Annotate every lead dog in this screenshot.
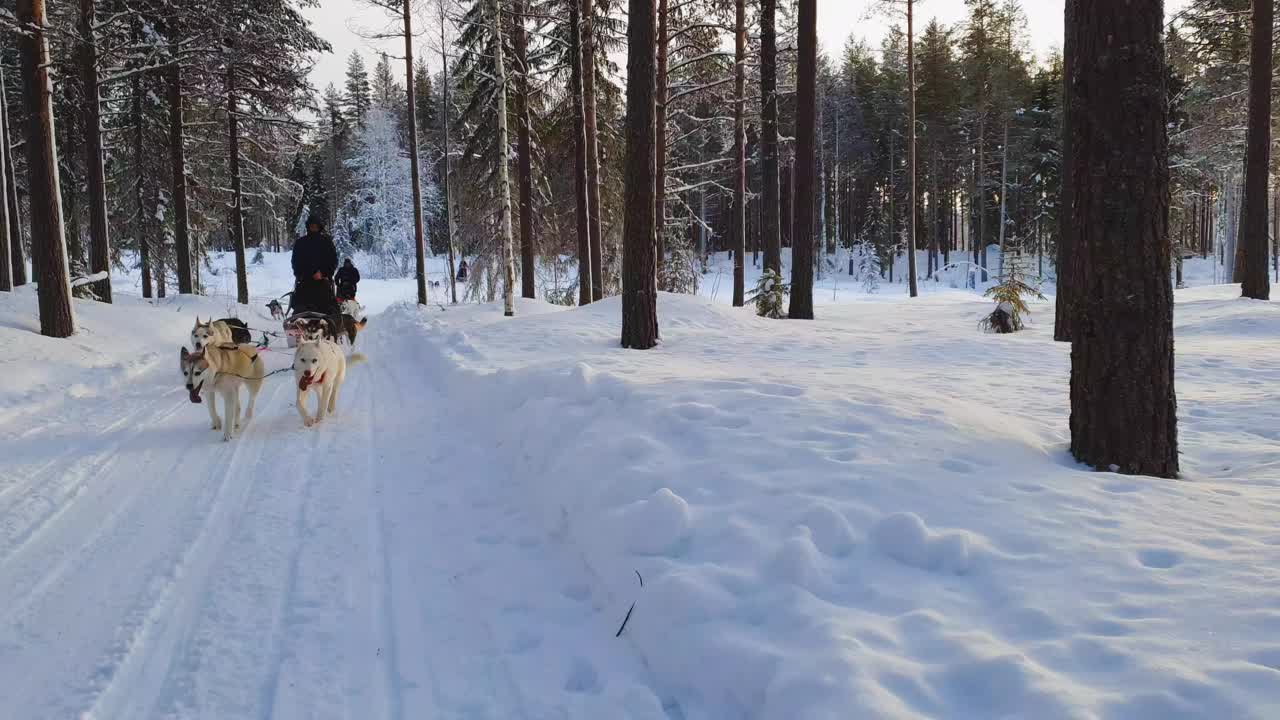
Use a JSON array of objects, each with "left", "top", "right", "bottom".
[
  {"left": 180, "top": 344, "right": 266, "bottom": 441},
  {"left": 191, "top": 316, "right": 252, "bottom": 351},
  {"left": 293, "top": 339, "right": 365, "bottom": 427}
]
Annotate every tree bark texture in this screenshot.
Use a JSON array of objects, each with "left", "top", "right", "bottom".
[
  {"left": 492, "top": 0, "right": 517, "bottom": 316},
  {"left": 731, "top": 0, "right": 746, "bottom": 307},
  {"left": 168, "top": 47, "right": 193, "bottom": 294},
  {"left": 2, "top": 67, "right": 26, "bottom": 287},
  {"left": 79, "top": 0, "right": 112, "bottom": 301},
  {"left": 1238, "top": 0, "right": 1272, "bottom": 300},
  {"left": 1055, "top": 0, "right": 1077, "bottom": 342},
  {"left": 788, "top": 0, "right": 816, "bottom": 319},
  {"left": 227, "top": 62, "right": 249, "bottom": 305},
  {"left": 582, "top": 0, "right": 605, "bottom": 300},
  {"left": 760, "top": 0, "right": 781, "bottom": 275},
  {"left": 404, "top": 0, "right": 429, "bottom": 306},
  {"left": 620, "top": 0, "right": 658, "bottom": 348},
  {"left": 514, "top": 0, "right": 536, "bottom": 299},
  {"left": 1066, "top": 0, "right": 1178, "bottom": 478},
  {"left": 570, "top": 0, "right": 593, "bottom": 306},
  {"left": 18, "top": 0, "right": 76, "bottom": 337}
]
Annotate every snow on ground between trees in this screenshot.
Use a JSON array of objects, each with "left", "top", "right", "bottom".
[
  {"left": 389, "top": 286, "right": 1280, "bottom": 719},
  {"left": 0, "top": 274, "right": 1277, "bottom": 719}
]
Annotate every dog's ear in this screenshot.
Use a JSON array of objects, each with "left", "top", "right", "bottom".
[{"left": 181, "top": 346, "right": 190, "bottom": 362}]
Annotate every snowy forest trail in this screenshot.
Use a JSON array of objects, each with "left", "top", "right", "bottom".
[{"left": 0, "top": 305, "right": 662, "bottom": 720}]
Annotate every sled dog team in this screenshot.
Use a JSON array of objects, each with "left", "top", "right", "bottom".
[{"left": 181, "top": 316, "right": 365, "bottom": 441}]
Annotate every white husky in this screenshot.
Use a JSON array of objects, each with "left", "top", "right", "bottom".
[
  {"left": 293, "top": 339, "right": 365, "bottom": 427},
  {"left": 181, "top": 344, "right": 267, "bottom": 441}
]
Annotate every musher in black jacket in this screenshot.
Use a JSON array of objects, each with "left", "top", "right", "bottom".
[
  {"left": 335, "top": 258, "right": 360, "bottom": 301},
  {"left": 291, "top": 215, "right": 339, "bottom": 315}
]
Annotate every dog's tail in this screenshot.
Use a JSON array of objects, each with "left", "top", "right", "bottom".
[{"left": 347, "top": 352, "right": 368, "bottom": 366}]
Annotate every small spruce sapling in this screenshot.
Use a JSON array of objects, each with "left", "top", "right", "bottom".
[
  {"left": 748, "top": 268, "right": 789, "bottom": 318},
  {"left": 979, "top": 254, "right": 1045, "bottom": 334}
]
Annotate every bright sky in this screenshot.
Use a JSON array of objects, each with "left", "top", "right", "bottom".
[{"left": 304, "top": 0, "right": 1191, "bottom": 93}]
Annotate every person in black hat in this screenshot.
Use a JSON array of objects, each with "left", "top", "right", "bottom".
[
  {"left": 335, "top": 258, "right": 360, "bottom": 301},
  {"left": 291, "top": 215, "right": 339, "bottom": 315}
]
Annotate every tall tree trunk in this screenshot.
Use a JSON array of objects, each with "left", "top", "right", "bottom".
[
  {"left": 788, "top": 0, "right": 816, "bottom": 319},
  {"left": 169, "top": 48, "right": 193, "bottom": 294},
  {"left": 620, "top": 0, "right": 658, "bottom": 348},
  {"left": 2, "top": 68, "right": 26, "bottom": 287},
  {"left": 655, "top": 0, "right": 669, "bottom": 273},
  {"left": 227, "top": 63, "right": 249, "bottom": 305},
  {"left": 404, "top": 0, "right": 429, "bottom": 306},
  {"left": 492, "top": 0, "right": 516, "bottom": 316},
  {"left": 514, "top": 0, "right": 536, "bottom": 299},
  {"left": 760, "top": 0, "right": 781, "bottom": 274},
  {"left": 582, "top": 0, "right": 604, "bottom": 300},
  {"left": 1239, "top": 0, "right": 1272, "bottom": 300},
  {"left": 18, "top": 0, "right": 75, "bottom": 336},
  {"left": 1055, "top": 0, "right": 1077, "bottom": 342},
  {"left": 731, "top": 0, "right": 746, "bottom": 307},
  {"left": 441, "top": 8, "right": 458, "bottom": 304},
  {"left": 906, "top": 0, "right": 919, "bottom": 297},
  {"left": 997, "top": 117, "right": 1009, "bottom": 275},
  {"left": 570, "top": 0, "right": 593, "bottom": 306},
  {"left": 0, "top": 66, "right": 10, "bottom": 291},
  {"left": 1066, "top": 0, "right": 1177, "bottom": 478},
  {"left": 79, "top": 0, "right": 111, "bottom": 302},
  {"left": 132, "top": 68, "right": 152, "bottom": 299}
]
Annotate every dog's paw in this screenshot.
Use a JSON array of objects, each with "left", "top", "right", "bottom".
[
  {"left": 211, "top": 421, "right": 222, "bottom": 431},
  {"left": 304, "top": 417, "right": 316, "bottom": 428}
]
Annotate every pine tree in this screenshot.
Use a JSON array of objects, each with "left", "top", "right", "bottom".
[
  {"left": 345, "top": 51, "right": 373, "bottom": 127},
  {"left": 1066, "top": 0, "right": 1178, "bottom": 478}
]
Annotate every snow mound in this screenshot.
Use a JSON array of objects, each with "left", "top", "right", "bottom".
[
  {"left": 870, "top": 512, "right": 980, "bottom": 575},
  {"left": 608, "top": 488, "right": 690, "bottom": 556}
]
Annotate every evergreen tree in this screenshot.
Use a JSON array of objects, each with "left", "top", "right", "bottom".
[{"left": 345, "top": 51, "right": 373, "bottom": 127}]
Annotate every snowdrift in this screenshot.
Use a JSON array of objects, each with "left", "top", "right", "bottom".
[{"left": 382, "top": 286, "right": 1280, "bottom": 719}]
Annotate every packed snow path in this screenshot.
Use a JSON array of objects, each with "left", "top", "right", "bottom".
[{"left": 0, "top": 310, "right": 662, "bottom": 720}]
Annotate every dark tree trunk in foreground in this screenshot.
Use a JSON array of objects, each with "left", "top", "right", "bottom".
[
  {"left": 227, "top": 63, "right": 249, "bottom": 305},
  {"left": 403, "top": 0, "right": 428, "bottom": 306},
  {"left": 582, "top": 0, "right": 605, "bottom": 300},
  {"left": 1055, "top": 0, "right": 1077, "bottom": 342},
  {"left": 18, "top": 0, "right": 76, "bottom": 337},
  {"left": 787, "top": 0, "right": 816, "bottom": 319},
  {"left": 760, "top": 0, "right": 781, "bottom": 274},
  {"left": 79, "top": 0, "right": 112, "bottom": 302},
  {"left": 2, "top": 68, "right": 25, "bottom": 287},
  {"left": 731, "top": 0, "right": 746, "bottom": 306},
  {"left": 621, "top": 0, "right": 658, "bottom": 348},
  {"left": 1239, "top": 0, "right": 1272, "bottom": 300},
  {"left": 514, "top": 0, "right": 536, "bottom": 299},
  {"left": 1066, "top": 0, "right": 1178, "bottom": 478},
  {"left": 169, "top": 50, "right": 193, "bottom": 294},
  {"left": 570, "top": 0, "right": 593, "bottom": 306}
]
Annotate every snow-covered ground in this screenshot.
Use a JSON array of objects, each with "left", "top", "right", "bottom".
[{"left": 1, "top": 252, "right": 1276, "bottom": 719}]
